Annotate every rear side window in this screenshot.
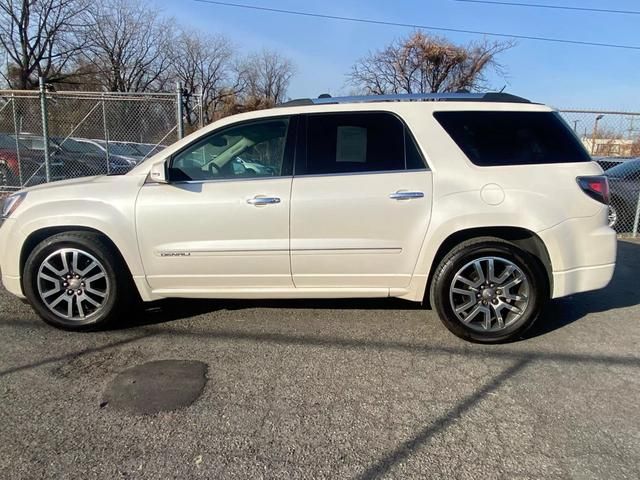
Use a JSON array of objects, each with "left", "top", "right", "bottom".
[
  {"left": 299, "top": 112, "right": 425, "bottom": 175},
  {"left": 434, "top": 111, "right": 591, "bottom": 166}
]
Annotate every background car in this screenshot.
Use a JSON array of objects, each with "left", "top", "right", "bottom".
[
  {"left": 0, "top": 133, "right": 28, "bottom": 187},
  {"left": 51, "top": 137, "right": 136, "bottom": 175},
  {"left": 131, "top": 142, "right": 167, "bottom": 160},
  {"left": 74, "top": 138, "right": 145, "bottom": 164},
  {"left": 604, "top": 159, "right": 640, "bottom": 232},
  {"left": 17, "top": 134, "right": 135, "bottom": 178},
  {"left": 0, "top": 133, "right": 63, "bottom": 187}
]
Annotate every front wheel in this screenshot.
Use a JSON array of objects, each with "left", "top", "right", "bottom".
[
  {"left": 430, "top": 238, "right": 548, "bottom": 343},
  {"left": 23, "top": 232, "right": 135, "bottom": 331}
]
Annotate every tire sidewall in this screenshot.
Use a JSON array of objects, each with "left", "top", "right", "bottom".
[
  {"left": 23, "top": 235, "right": 121, "bottom": 330},
  {"left": 432, "top": 242, "right": 547, "bottom": 343}
]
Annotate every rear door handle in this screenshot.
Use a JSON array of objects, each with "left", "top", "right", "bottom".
[
  {"left": 247, "top": 196, "right": 281, "bottom": 206},
  {"left": 389, "top": 191, "right": 425, "bottom": 200}
]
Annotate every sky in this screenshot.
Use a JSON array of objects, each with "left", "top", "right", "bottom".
[{"left": 155, "top": 0, "right": 640, "bottom": 111}]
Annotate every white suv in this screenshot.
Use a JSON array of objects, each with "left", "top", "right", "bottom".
[{"left": 0, "top": 93, "right": 616, "bottom": 343}]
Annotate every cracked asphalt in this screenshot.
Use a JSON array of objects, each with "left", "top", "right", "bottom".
[{"left": 1, "top": 241, "right": 639, "bottom": 480}]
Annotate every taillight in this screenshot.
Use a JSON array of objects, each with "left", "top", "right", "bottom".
[
  {"left": 577, "top": 176, "right": 610, "bottom": 205},
  {"left": 0, "top": 150, "right": 19, "bottom": 172}
]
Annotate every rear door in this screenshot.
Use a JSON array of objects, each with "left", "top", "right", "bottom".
[{"left": 289, "top": 111, "right": 432, "bottom": 289}]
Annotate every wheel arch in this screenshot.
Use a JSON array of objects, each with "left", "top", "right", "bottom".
[
  {"left": 20, "top": 226, "right": 136, "bottom": 294},
  {"left": 424, "top": 226, "right": 553, "bottom": 304}
]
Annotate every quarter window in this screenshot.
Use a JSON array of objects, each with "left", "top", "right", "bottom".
[
  {"left": 434, "top": 111, "right": 591, "bottom": 166},
  {"left": 299, "top": 112, "right": 424, "bottom": 175},
  {"left": 169, "top": 118, "right": 290, "bottom": 181}
]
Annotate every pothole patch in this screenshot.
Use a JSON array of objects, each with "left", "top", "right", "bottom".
[{"left": 102, "top": 360, "right": 208, "bottom": 415}]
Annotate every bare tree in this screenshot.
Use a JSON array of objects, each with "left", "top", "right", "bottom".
[
  {"left": 82, "top": 0, "right": 174, "bottom": 92},
  {"left": 171, "top": 29, "right": 239, "bottom": 124},
  {"left": 0, "top": 0, "right": 90, "bottom": 89},
  {"left": 348, "top": 32, "right": 514, "bottom": 94},
  {"left": 238, "top": 49, "right": 295, "bottom": 108}
]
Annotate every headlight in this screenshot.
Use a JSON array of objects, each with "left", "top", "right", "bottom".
[{"left": 1, "top": 192, "right": 27, "bottom": 219}]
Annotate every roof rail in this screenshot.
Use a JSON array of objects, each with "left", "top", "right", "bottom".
[{"left": 278, "top": 92, "right": 531, "bottom": 107}]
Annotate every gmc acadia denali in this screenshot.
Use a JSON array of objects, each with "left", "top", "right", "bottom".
[{"left": 0, "top": 92, "right": 616, "bottom": 343}]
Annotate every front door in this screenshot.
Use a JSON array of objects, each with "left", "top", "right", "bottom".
[
  {"left": 136, "top": 116, "right": 296, "bottom": 293},
  {"left": 290, "top": 112, "right": 432, "bottom": 289}
]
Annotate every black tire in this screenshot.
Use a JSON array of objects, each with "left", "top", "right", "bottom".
[
  {"left": 23, "top": 231, "right": 136, "bottom": 331},
  {"left": 0, "top": 163, "right": 15, "bottom": 187},
  {"left": 429, "top": 237, "right": 548, "bottom": 344},
  {"left": 609, "top": 196, "right": 630, "bottom": 233}
]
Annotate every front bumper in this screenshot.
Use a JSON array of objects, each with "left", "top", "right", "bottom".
[{"left": 0, "top": 218, "right": 26, "bottom": 299}]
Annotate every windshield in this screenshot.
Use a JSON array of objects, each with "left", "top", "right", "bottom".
[{"left": 606, "top": 160, "right": 640, "bottom": 178}]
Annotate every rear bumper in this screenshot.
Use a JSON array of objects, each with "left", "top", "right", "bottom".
[
  {"left": 537, "top": 209, "right": 617, "bottom": 298},
  {"left": 552, "top": 263, "right": 616, "bottom": 298}
]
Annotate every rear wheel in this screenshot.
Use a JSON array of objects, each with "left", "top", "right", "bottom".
[
  {"left": 430, "top": 237, "right": 548, "bottom": 343},
  {"left": 23, "top": 231, "right": 135, "bottom": 331}
]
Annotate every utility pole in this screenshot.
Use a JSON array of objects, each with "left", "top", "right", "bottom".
[{"left": 591, "top": 114, "right": 604, "bottom": 155}]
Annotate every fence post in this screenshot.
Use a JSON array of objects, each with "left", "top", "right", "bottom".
[
  {"left": 176, "top": 82, "right": 184, "bottom": 140},
  {"left": 102, "top": 93, "right": 111, "bottom": 175},
  {"left": 198, "top": 86, "right": 205, "bottom": 129},
  {"left": 39, "top": 77, "right": 51, "bottom": 183},
  {"left": 10, "top": 94, "right": 23, "bottom": 186}
]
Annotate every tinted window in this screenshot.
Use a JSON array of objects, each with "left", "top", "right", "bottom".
[
  {"left": 301, "top": 112, "right": 423, "bottom": 175},
  {"left": 405, "top": 133, "right": 425, "bottom": 170},
  {"left": 169, "top": 118, "right": 290, "bottom": 181},
  {"left": 434, "top": 111, "right": 591, "bottom": 166}
]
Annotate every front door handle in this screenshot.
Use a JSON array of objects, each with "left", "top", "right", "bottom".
[
  {"left": 389, "top": 191, "right": 424, "bottom": 200},
  {"left": 247, "top": 196, "right": 281, "bottom": 206}
]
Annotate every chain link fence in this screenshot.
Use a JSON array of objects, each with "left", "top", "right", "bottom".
[
  {"left": 0, "top": 80, "right": 201, "bottom": 195},
  {"left": 559, "top": 109, "right": 640, "bottom": 236},
  {"left": 2, "top": 91, "right": 639, "bottom": 237}
]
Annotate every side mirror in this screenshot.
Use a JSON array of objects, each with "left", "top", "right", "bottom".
[{"left": 149, "top": 158, "right": 168, "bottom": 183}]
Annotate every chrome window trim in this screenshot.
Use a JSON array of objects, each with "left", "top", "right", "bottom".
[
  {"left": 151, "top": 175, "right": 294, "bottom": 186},
  {"left": 145, "top": 167, "right": 431, "bottom": 186},
  {"left": 292, "top": 168, "right": 429, "bottom": 180}
]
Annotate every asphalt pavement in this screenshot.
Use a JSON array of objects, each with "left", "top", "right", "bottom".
[{"left": 1, "top": 241, "right": 639, "bottom": 479}]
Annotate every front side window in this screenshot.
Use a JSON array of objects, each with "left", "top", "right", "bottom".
[
  {"left": 169, "top": 118, "right": 290, "bottom": 181},
  {"left": 299, "top": 112, "right": 423, "bottom": 175}
]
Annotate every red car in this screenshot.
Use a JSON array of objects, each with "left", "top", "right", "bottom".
[{"left": 0, "top": 134, "right": 48, "bottom": 188}]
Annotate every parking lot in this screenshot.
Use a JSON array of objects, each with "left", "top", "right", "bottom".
[{"left": 0, "top": 241, "right": 638, "bottom": 479}]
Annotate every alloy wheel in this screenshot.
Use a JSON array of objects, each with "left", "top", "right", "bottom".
[
  {"left": 36, "top": 248, "right": 109, "bottom": 323},
  {"left": 449, "top": 256, "right": 530, "bottom": 332}
]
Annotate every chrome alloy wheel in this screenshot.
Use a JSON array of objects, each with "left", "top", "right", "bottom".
[
  {"left": 449, "top": 256, "right": 530, "bottom": 332},
  {"left": 36, "top": 248, "right": 109, "bottom": 323}
]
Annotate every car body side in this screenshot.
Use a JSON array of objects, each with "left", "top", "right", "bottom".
[{"left": 0, "top": 101, "right": 616, "bottom": 303}]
